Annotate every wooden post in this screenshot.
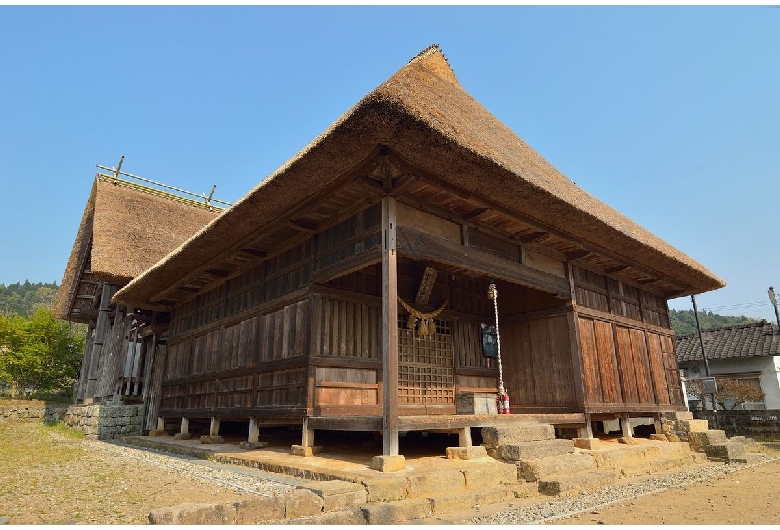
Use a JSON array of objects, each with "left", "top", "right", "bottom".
[
  {"left": 157, "top": 417, "right": 165, "bottom": 431},
  {"left": 210, "top": 417, "right": 221, "bottom": 437},
  {"left": 459, "top": 427, "right": 473, "bottom": 448},
  {"left": 180, "top": 417, "right": 189, "bottom": 435},
  {"left": 654, "top": 413, "right": 663, "bottom": 435},
  {"left": 621, "top": 414, "right": 633, "bottom": 438},
  {"left": 578, "top": 413, "right": 594, "bottom": 439},
  {"left": 381, "top": 195, "right": 399, "bottom": 456},
  {"left": 249, "top": 418, "right": 260, "bottom": 444},
  {"left": 302, "top": 417, "right": 314, "bottom": 447},
  {"left": 85, "top": 283, "right": 117, "bottom": 402}
]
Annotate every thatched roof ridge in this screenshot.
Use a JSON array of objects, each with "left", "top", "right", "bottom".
[
  {"left": 55, "top": 175, "right": 220, "bottom": 319},
  {"left": 115, "top": 45, "right": 724, "bottom": 308}
]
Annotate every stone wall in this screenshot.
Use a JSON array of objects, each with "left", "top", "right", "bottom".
[
  {"left": 0, "top": 400, "right": 143, "bottom": 440},
  {"left": 694, "top": 409, "right": 780, "bottom": 438}
]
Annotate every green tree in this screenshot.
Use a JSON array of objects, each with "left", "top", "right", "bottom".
[{"left": 0, "top": 308, "right": 84, "bottom": 399}]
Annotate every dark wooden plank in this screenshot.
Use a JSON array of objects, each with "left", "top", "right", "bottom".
[
  {"left": 396, "top": 226, "right": 571, "bottom": 299},
  {"left": 615, "top": 326, "right": 639, "bottom": 403}
]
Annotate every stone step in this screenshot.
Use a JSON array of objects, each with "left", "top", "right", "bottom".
[
  {"left": 688, "top": 429, "right": 728, "bottom": 451},
  {"left": 538, "top": 470, "right": 616, "bottom": 496},
  {"left": 662, "top": 410, "right": 693, "bottom": 421},
  {"left": 677, "top": 419, "right": 710, "bottom": 433},
  {"left": 618, "top": 454, "right": 707, "bottom": 478},
  {"left": 518, "top": 453, "right": 598, "bottom": 482},
  {"left": 481, "top": 424, "right": 555, "bottom": 446},
  {"left": 704, "top": 442, "right": 746, "bottom": 462},
  {"left": 494, "top": 439, "right": 575, "bottom": 461}
]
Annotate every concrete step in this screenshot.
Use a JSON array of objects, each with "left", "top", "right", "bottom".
[
  {"left": 481, "top": 424, "right": 555, "bottom": 446},
  {"left": 518, "top": 453, "right": 598, "bottom": 482},
  {"left": 538, "top": 470, "right": 616, "bottom": 496}
]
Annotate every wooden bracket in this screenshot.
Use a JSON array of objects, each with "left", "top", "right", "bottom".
[{"left": 414, "top": 267, "right": 438, "bottom": 305}]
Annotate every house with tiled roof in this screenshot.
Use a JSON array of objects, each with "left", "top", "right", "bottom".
[{"left": 675, "top": 321, "right": 780, "bottom": 409}]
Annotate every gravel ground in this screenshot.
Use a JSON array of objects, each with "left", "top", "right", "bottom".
[{"left": 462, "top": 453, "right": 780, "bottom": 525}]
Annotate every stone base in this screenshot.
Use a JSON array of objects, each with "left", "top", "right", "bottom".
[
  {"left": 705, "top": 442, "right": 746, "bottom": 462},
  {"left": 618, "top": 436, "right": 642, "bottom": 445},
  {"left": 497, "top": 439, "right": 575, "bottom": 461},
  {"left": 446, "top": 446, "right": 488, "bottom": 460},
  {"left": 370, "top": 454, "right": 406, "bottom": 472},
  {"left": 174, "top": 432, "right": 194, "bottom": 440},
  {"left": 290, "top": 445, "right": 323, "bottom": 457},
  {"left": 649, "top": 434, "right": 668, "bottom": 441},
  {"left": 573, "top": 437, "right": 602, "bottom": 450},
  {"left": 148, "top": 430, "right": 168, "bottom": 437},
  {"left": 200, "top": 435, "right": 225, "bottom": 444},
  {"left": 240, "top": 440, "right": 269, "bottom": 450},
  {"left": 666, "top": 433, "right": 680, "bottom": 442}
]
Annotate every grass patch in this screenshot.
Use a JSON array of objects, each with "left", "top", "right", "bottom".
[
  {"left": 45, "top": 421, "right": 85, "bottom": 439},
  {"left": 0, "top": 421, "right": 85, "bottom": 468}
]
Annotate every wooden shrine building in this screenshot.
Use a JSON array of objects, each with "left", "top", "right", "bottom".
[
  {"left": 113, "top": 45, "right": 725, "bottom": 456},
  {"left": 55, "top": 171, "right": 220, "bottom": 431}
]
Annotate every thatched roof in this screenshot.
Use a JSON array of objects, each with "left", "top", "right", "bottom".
[
  {"left": 115, "top": 45, "right": 724, "bottom": 309},
  {"left": 676, "top": 321, "right": 780, "bottom": 362},
  {"left": 55, "top": 174, "right": 220, "bottom": 320}
]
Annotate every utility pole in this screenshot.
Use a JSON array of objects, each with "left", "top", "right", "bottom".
[
  {"left": 691, "top": 295, "right": 716, "bottom": 423},
  {"left": 768, "top": 287, "right": 780, "bottom": 332}
]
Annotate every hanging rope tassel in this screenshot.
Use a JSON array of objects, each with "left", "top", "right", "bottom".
[{"left": 397, "top": 296, "right": 447, "bottom": 337}]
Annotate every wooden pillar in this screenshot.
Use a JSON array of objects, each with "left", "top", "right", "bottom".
[
  {"left": 578, "top": 413, "right": 594, "bottom": 439},
  {"left": 459, "top": 427, "right": 473, "bottom": 448},
  {"left": 210, "top": 417, "right": 221, "bottom": 437},
  {"left": 76, "top": 321, "right": 96, "bottom": 403},
  {"left": 157, "top": 417, "right": 165, "bottom": 431},
  {"left": 249, "top": 418, "right": 260, "bottom": 444},
  {"left": 654, "top": 413, "right": 663, "bottom": 435},
  {"left": 85, "top": 283, "right": 117, "bottom": 402},
  {"left": 180, "top": 417, "right": 189, "bottom": 435},
  {"left": 621, "top": 414, "right": 633, "bottom": 438},
  {"left": 301, "top": 417, "right": 314, "bottom": 447},
  {"left": 381, "top": 195, "right": 399, "bottom": 456}
]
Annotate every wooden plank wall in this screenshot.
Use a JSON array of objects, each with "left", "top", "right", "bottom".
[
  {"left": 572, "top": 265, "right": 684, "bottom": 411},
  {"left": 499, "top": 315, "right": 578, "bottom": 410}
]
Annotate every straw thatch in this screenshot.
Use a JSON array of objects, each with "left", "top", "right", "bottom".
[
  {"left": 55, "top": 175, "right": 220, "bottom": 320},
  {"left": 115, "top": 45, "right": 724, "bottom": 309}
]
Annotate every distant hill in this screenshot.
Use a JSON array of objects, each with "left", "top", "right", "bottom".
[
  {"left": 0, "top": 281, "right": 59, "bottom": 317},
  {"left": 670, "top": 308, "right": 761, "bottom": 336}
]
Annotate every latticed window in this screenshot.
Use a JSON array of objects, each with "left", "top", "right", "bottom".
[{"left": 397, "top": 314, "right": 454, "bottom": 405}]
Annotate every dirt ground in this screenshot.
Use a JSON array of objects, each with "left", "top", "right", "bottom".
[
  {"left": 2, "top": 418, "right": 780, "bottom": 525},
  {"left": 556, "top": 451, "right": 780, "bottom": 525}
]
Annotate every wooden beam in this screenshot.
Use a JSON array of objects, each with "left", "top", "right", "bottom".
[
  {"left": 606, "top": 265, "right": 630, "bottom": 274},
  {"left": 355, "top": 176, "right": 386, "bottom": 195},
  {"left": 516, "top": 231, "right": 550, "bottom": 243},
  {"left": 395, "top": 227, "right": 571, "bottom": 299},
  {"left": 462, "top": 208, "right": 489, "bottom": 222},
  {"left": 287, "top": 219, "right": 317, "bottom": 233},
  {"left": 381, "top": 195, "right": 399, "bottom": 456},
  {"left": 566, "top": 250, "right": 593, "bottom": 261},
  {"left": 389, "top": 173, "right": 421, "bottom": 197},
  {"left": 239, "top": 248, "right": 267, "bottom": 258}
]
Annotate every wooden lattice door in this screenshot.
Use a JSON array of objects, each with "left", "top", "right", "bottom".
[{"left": 397, "top": 316, "right": 455, "bottom": 412}]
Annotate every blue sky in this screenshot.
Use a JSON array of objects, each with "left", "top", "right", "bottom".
[{"left": 1, "top": 6, "right": 778, "bottom": 321}]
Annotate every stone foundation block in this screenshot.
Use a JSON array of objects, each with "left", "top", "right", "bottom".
[
  {"left": 538, "top": 470, "right": 616, "bottom": 496},
  {"left": 618, "top": 436, "right": 642, "bottom": 445},
  {"left": 285, "top": 489, "right": 324, "bottom": 518},
  {"left": 304, "top": 480, "right": 367, "bottom": 512},
  {"left": 428, "top": 491, "right": 477, "bottom": 514},
  {"left": 407, "top": 469, "right": 465, "bottom": 498},
  {"left": 290, "top": 445, "right": 322, "bottom": 457},
  {"left": 666, "top": 433, "right": 680, "bottom": 442},
  {"left": 446, "top": 446, "right": 488, "bottom": 460},
  {"left": 519, "top": 453, "right": 597, "bottom": 482},
  {"left": 496, "top": 439, "right": 575, "bottom": 461},
  {"left": 148, "top": 502, "right": 234, "bottom": 524},
  {"left": 705, "top": 442, "right": 746, "bottom": 462},
  {"left": 462, "top": 461, "right": 518, "bottom": 489},
  {"left": 688, "top": 430, "right": 727, "bottom": 450},
  {"left": 287, "top": 508, "right": 367, "bottom": 525},
  {"left": 233, "top": 496, "right": 285, "bottom": 523},
  {"left": 481, "top": 424, "right": 555, "bottom": 447},
  {"left": 239, "top": 440, "right": 269, "bottom": 450},
  {"left": 200, "top": 435, "right": 225, "bottom": 444},
  {"left": 573, "top": 437, "right": 602, "bottom": 450},
  {"left": 360, "top": 498, "right": 431, "bottom": 524},
  {"left": 361, "top": 477, "right": 408, "bottom": 502},
  {"left": 370, "top": 454, "right": 405, "bottom": 472},
  {"left": 662, "top": 411, "right": 693, "bottom": 422},
  {"left": 174, "top": 432, "right": 194, "bottom": 440},
  {"left": 649, "top": 434, "right": 668, "bottom": 441},
  {"left": 678, "top": 419, "right": 709, "bottom": 433},
  {"left": 148, "top": 430, "right": 168, "bottom": 437},
  {"left": 475, "top": 487, "right": 514, "bottom": 506}
]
